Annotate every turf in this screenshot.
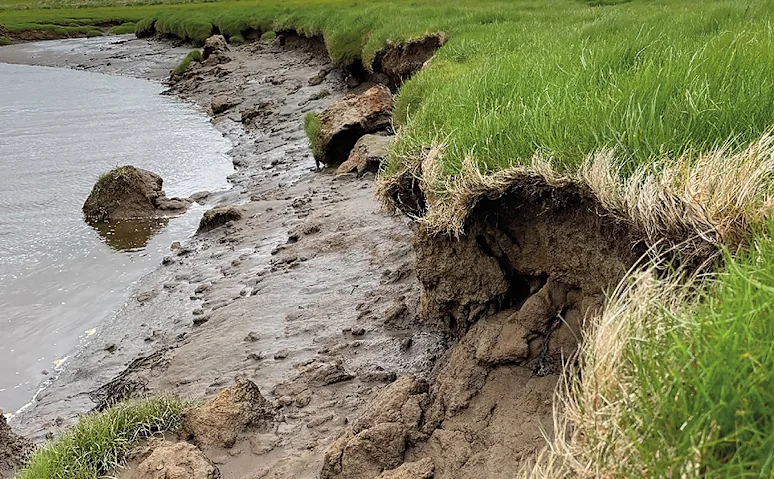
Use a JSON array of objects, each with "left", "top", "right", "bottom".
[{"left": 17, "top": 396, "right": 186, "bottom": 479}]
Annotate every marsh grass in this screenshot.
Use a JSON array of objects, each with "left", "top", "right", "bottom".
[
  {"left": 17, "top": 396, "right": 186, "bottom": 479},
  {"left": 259, "top": 30, "right": 274, "bottom": 42},
  {"left": 0, "top": 35, "right": 10, "bottom": 44},
  {"left": 171, "top": 48, "right": 200, "bottom": 75},
  {"left": 228, "top": 33, "right": 243, "bottom": 44},
  {"left": 303, "top": 111, "right": 321, "bottom": 160},
  {"left": 528, "top": 229, "right": 774, "bottom": 477},
  {"left": 109, "top": 20, "right": 134, "bottom": 34}
]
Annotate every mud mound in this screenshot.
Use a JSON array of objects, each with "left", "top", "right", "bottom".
[
  {"left": 82, "top": 166, "right": 190, "bottom": 222},
  {"left": 203, "top": 35, "right": 228, "bottom": 61},
  {"left": 314, "top": 85, "right": 393, "bottom": 166},
  {"left": 128, "top": 440, "right": 219, "bottom": 479},
  {"left": 0, "top": 412, "right": 33, "bottom": 478},
  {"left": 181, "top": 377, "right": 276, "bottom": 449},
  {"left": 196, "top": 205, "right": 243, "bottom": 233},
  {"left": 335, "top": 134, "right": 391, "bottom": 176},
  {"left": 372, "top": 33, "right": 447, "bottom": 88}
]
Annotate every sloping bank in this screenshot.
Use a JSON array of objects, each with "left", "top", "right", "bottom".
[{"left": 8, "top": 0, "right": 774, "bottom": 476}]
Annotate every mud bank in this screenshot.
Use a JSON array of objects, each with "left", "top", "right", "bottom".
[
  {"left": 3, "top": 32, "right": 655, "bottom": 479},
  {"left": 2, "top": 35, "right": 447, "bottom": 478}
]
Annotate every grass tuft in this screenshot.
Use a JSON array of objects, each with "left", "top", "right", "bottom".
[
  {"left": 110, "top": 21, "right": 135, "bottom": 35},
  {"left": 171, "top": 48, "right": 201, "bottom": 76},
  {"left": 259, "top": 30, "right": 275, "bottom": 42},
  {"left": 228, "top": 33, "right": 244, "bottom": 44},
  {"left": 303, "top": 111, "right": 321, "bottom": 160},
  {"left": 0, "top": 35, "right": 10, "bottom": 45},
  {"left": 17, "top": 396, "right": 187, "bottom": 479}
]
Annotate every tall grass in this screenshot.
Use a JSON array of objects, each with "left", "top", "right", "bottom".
[
  {"left": 18, "top": 396, "right": 186, "bottom": 479},
  {"left": 528, "top": 228, "right": 774, "bottom": 478},
  {"left": 304, "top": 111, "right": 322, "bottom": 160}
]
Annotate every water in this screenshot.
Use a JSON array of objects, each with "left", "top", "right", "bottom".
[{"left": 0, "top": 63, "right": 234, "bottom": 412}]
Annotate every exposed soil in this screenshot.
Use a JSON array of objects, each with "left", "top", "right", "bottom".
[
  {"left": 2, "top": 32, "right": 651, "bottom": 479},
  {"left": 0, "top": 413, "right": 32, "bottom": 479}
]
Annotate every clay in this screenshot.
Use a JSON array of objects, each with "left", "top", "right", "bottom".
[
  {"left": 129, "top": 440, "right": 219, "bottom": 479},
  {"left": 196, "top": 206, "right": 243, "bottom": 233}
]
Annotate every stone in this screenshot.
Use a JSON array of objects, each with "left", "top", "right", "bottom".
[
  {"left": 313, "top": 85, "right": 394, "bottom": 166},
  {"left": 335, "top": 134, "right": 392, "bottom": 176}
]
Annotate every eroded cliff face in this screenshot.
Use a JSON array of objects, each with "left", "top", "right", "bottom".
[{"left": 0, "top": 413, "right": 33, "bottom": 479}]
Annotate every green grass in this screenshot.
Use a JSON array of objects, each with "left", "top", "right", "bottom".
[
  {"left": 18, "top": 396, "right": 186, "bottom": 479},
  {"left": 259, "top": 30, "right": 274, "bottom": 42},
  {"left": 3, "top": 0, "right": 773, "bottom": 183},
  {"left": 228, "top": 32, "right": 243, "bottom": 44},
  {"left": 304, "top": 111, "right": 321, "bottom": 160},
  {"left": 608, "top": 230, "right": 774, "bottom": 477},
  {"left": 0, "top": 35, "right": 10, "bottom": 44},
  {"left": 109, "top": 20, "right": 133, "bottom": 34},
  {"left": 171, "top": 47, "right": 200, "bottom": 75}
]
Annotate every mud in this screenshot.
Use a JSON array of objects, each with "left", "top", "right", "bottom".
[
  {"left": 3, "top": 35, "right": 445, "bottom": 478},
  {"left": 1, "top": 32, "right": 643, "bottom": 479}
]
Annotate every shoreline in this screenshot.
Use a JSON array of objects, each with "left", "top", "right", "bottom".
[{"left": 2, "top": 35, "right": 446, "bottom": 476}]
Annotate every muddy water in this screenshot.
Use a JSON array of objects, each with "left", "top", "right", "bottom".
[{"left": 0, "top": 62, "right": 233, "bottom": 412}]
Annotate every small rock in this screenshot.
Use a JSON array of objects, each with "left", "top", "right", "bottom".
[
  {"left": 192, "top": 308, "right": 205, "bottom": 316},
  {"left": 197, "top": 206, "right": 243, "bottom": 233},
  {"left": 351, "top": 327, "right": 366, "bottom": 337},
  {"left": 244, "top": 332, "right": 260, "bottom": 342},
  {"left": 193, "top": 315, "right": 210, "bottom": 326},
  {"left": 161, "top": 256, "right": 174, "bottom": 266},
  {"left": 274, "top": 349, "right": 289, "bottom": 360},
  {"left": 104, "top": 343, "right": 117, "bottom": 353}
]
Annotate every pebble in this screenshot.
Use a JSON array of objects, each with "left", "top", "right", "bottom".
[
  {"left": 351, "top": 327, "right": 366, "bottom": 337},
  {"left": 274, "top": 349, "right": 289, "bottom": 360}
]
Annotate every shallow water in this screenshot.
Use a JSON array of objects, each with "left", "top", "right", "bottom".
[{"left": 0, "top": 63, "right": 233, "bottom": 412}]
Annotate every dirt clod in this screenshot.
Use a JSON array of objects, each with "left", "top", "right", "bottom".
[
  {"left": 129, "top": 440, "right": 220, "bottom": 479},
  {"left": 197, "top": 206, "right": 243, "bottom": 234},
  {"left": 335, "top": 134, "right": 391, "bottom": 176}
]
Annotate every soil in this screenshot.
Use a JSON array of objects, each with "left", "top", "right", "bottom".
[
  {"left": 0, "top": 33, "right": 648, "bottom": 479},
  {"left": 0, "top": 413, "right": 32, "bottom": 479}
]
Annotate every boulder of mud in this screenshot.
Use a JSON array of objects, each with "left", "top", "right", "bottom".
[
  {"left": 196, "top": 205, "right": 243, "bottom": 233},
  {"left": 320, "top": 376, "right": 429, "bottom": 479},
  {"left": 82, "top": 166, "right": 191, "bottom": 222},
  {"left": 0, "top": 413, "right": 33, "bottom": 478},
  {"left": 372, "top": 33, "right": 447, "bottom": 88},
  {"left": 335, "top": 134, "right": 391, "bottom": 176},
  {"left": 211, "top": 96, "right": 241, "bottom": 115},
  {"left": 181, "top": 377, "right": 275, "bottom": 449},
  {"left": 130, "top": 440, "right": 219, "bottom": 479},
  {"left": 377, "top": 458, "right": 435, "bottom": 479},
  {"left": 202, "top": 35, "right": 229, "bottom": 61},
  {"left": 314, "top": 85, "right": 394, "bottom": 166}
]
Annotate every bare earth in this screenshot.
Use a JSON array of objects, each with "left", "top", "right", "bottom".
[{"left": 0, "top": 35, "right": 565, "bottom": 479}]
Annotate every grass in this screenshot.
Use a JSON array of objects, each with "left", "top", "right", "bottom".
[
  {"left": 109, "top": 20, "right": 133, "bottom": 34},
  {"left": 0, "top": 35, "right": 10, "bottom": 44},
  {"left": 171, "top": 47, "right": 200, "bottom": 75},
  {"left": 303, "top": 111, "right": 321, "bottom": 160},
  {"left": 259, "top": 30, "right": 274, "bottom": 42},
  {"left": 228, "top": 32, "right": 243, "bottom": 44},
  {"left": 529, "top": 228, "right": 774, "bottom": 478},
  {"left": 18, "top": 396, "right": 186, "bottom": 479}
]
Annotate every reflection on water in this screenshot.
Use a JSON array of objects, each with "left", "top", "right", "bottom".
[
  {"left": 0, "top": 62, "right": 234, "bottom": 412},
  {"left": 88, "top": 218, "right": 171, "bottom": 252}
]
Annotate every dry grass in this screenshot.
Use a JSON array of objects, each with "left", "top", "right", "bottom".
[{"left": 380, "top": 133, "right": 774, "bottom": 263}]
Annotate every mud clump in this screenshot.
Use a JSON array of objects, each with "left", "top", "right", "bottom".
[
  {"left": 202, "top": 35, "right": 229, "bottom": 63},
  {"left": 313, "top": 85, "right": 393, "bottom": 166},
  {"left": 335, "top": 134, "right": 391, "bottom": 177},
  {"left": 211, "top": 95, "right": 241, "bottom": 115},
  {"left": 181, "top": 377, "right": 275, "bottom": 449},
  {"left": 196, "top": 205, "right": 243, "bottom": 233},
  {"left": 372, "top": 33, "right": 447, "bottom": 88},
  {"left": 82, "top": 166, "right": 191, "bottom": 222},
  {"left": 0, "top": 412, "right": 33, "bottom": 479},
  {"left": 129, "top": 440, "right": 219, "bottom": 479},
  {"left": 320, "top": 376, "right": 430, "bottom": 479}
]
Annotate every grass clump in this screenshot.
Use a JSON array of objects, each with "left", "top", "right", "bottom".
[
  {"left": 259, "top": 30, "right": 275, "bottom": 42},
  {"left": 109, "top": 21, "right": 134, "bottom": 34},
  {"left": 85, "top": 28, "right": 102, "bottom": 37},
  {"left": 18, "top": 396, "right": 186, "bottom": 479},
  {"left": 228, "top": 33, "right": 244, "bottom": 44},
  {"left": 303, "top": 112, "right": 321, "bottom": 160},
  {"left": 529, "top": 228, "right": 774, "bottom": 477},
  {"left": 171, "top": 48, "right": 201, "bottom": 76},
  {"left": 0, "top": 35, "right": 10, "bottom": 45}
]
